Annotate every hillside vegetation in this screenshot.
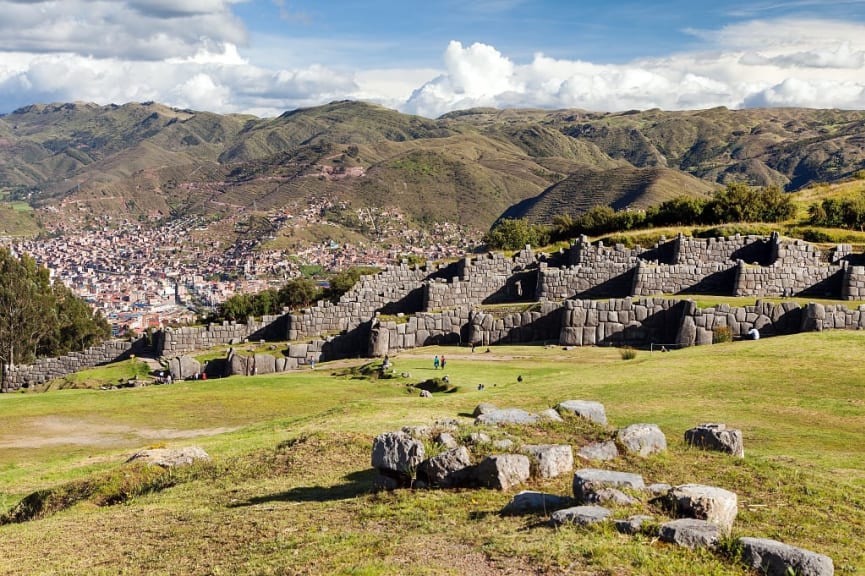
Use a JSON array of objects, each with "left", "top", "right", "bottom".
[
  {"left": 0, "top": 334, "right": 863, "bottom": 575},
  {"left": 2, "top": 101, "right": 865, "bottom": 243}
]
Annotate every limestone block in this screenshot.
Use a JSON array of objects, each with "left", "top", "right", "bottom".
[
  {"left": 371, "top": 431, "right": 425, "bottom": 476},
  {"left": 668, "top": 483, "right": 738, "bottom": 531},
  {"left": 659, "top": 519, "right": 721, "bottom": 549},
  {"left": 475, "top": 408, "right": 540, "bottom": 426},
  {"left": 475, "top": 454, "right": 531, "bottom": 490},
  {"left": 685, "top": 423, "right": 744, "bottom": 457},
  {"left": 572, "top": 468, "right": 645, "bottom": 501},
  {"left": 520, "top": 444, "right": 574, "bottom": 479},
  {"left": 615, "top": 515, "right": 654, "bottom": 534},
  {"left": 577, "top": 441, "right": 619, "bottom": 462},
  {"left": 501, "top": 491, "right": 572, "bottom": 515},
  {"left": 617, "top": 423, "right": 667, "bottom": 457},
  {"left": 556, "top": 400, "right": 607, "bottom": 425},
  {"left": 253, "top": 354, "right": 276, "bottom": 375},
  {"left": 550, "top": 505, "right": 611, "bottom": 526},
  {"left": 416, "top": 446, "right": 472, "bottom": 488},
  {"left": 739, "top": 537, "right": 834, "bottom": 576}
]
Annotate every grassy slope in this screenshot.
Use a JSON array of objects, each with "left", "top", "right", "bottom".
[{"left": 0, "top": 332, "right": 863, "bottom": 575}]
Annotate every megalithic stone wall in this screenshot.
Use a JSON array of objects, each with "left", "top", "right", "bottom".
[
  {"left": 2, "top": 339, "right": 138, "bottom": 391},
  {"left": 155, "top": 313, "right": 287, "bottom": 356}
]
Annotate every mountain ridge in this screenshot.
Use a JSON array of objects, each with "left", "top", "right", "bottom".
[{"left": 2, "top": 100, "right": 865, "bottom": 242}]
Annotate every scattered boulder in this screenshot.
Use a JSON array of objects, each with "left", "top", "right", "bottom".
[
  {"left": 416, "top": 447, "right": 472, "bottom": 488},
  {"left": 556, "top": 400, "right": 607, "bottom": 426},
  {"left": 617, "top": 423, "right": 667, "bottom": 457},
  {"left": 585, "top": 487, "right": 640, "bottom": 506},
  {"left": 521, "top": 444, "right": 574, "bottom": 479},
  {"left": 550, "top": 505, "right": 611, "bottom": 526},
  {"left": 501, "top": 491, "right": 572, "bottom": 515},
  {"left": 401, "top": 426, "right": 432, "bottom": 439},
  {"left": 668, "top": 484, "right": 738, "bottom": 532},
  {"left": 371, "top": 431, "right": 425, "bottom": 482},
  {"left": 659, "top": 518, "right": 722, "bottom": 549},
  {"left": 126, "top": 446, "right": 210, "bottom": 469},
  {"left": 420, "top": 390, "right": 432, "bottom": 398},
  {"left": 684, "top": 423, "right": 744, "bottom": 458},
  {"left": 475, "top": 408, "right": 539, "bottom": 425},
  {"left": 739, "top": 537, "right": 834, "bottom": 576},
  {"left": 577, "top": 441, "right": 619, "bottom": 462},
  {"left": 572, "top": 468, "right": 645, "bottom": 502},
  {"left": 475, "top": 454, "right": 531, "bottom": 490},
  {"left": 615, "top": 515, "right": 654, "bottom": 535}
]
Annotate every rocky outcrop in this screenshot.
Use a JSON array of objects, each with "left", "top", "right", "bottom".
[{"left": 126, "top": 446, "right": 210, "bottom": 469}]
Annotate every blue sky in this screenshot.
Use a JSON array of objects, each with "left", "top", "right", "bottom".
[{"left": 1, "top": 0, "right": 865, "bottom": 117}]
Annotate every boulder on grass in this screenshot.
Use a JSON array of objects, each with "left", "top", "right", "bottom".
[
  {"left": 416, "top": 447, "right": 472, "bottom": 488},
  {"left": 371, "top": 431, "right": 425, "bottom": 478},
  {"left": 615, "top": 515, "right": 654, "bottom": 535},
  {"left": 556, "top": 400, "right": 607, "bottom": 426},
  {"left": 475, "top": 454, "right": 530, "bottom": 490},
  {"left": 572, "top": 468, "right": 645, "bottom": 502},
  {"left": 126, "top": 446, "right": 210, "bottom": 469},
  {"left": 616, "top": 423, "right": 667, "bottom": 457},
  {"left": 659, "top": 518, "right": 721, "bottom": 549},
  {"left": 501, "top": 491, "right": 572, "bottom": 515},
  {"left": 520, "top": 444, "right": 574, "bottom": 479},
  {"left": 585, "top": 487, "right": 640, "bottom": 507},
  {"left": 577, "top": 441, "right": 619, "bottom": 462},
  {"left": 550, "top": 505, "right": 611, "bottom": 526},
  {"left": 668, "top": 483, "right": 738, "bottom": 532},
  {"left": 475, "top": 408, "right": 539, "bottom": 425},
  {"left": 684, "top": 423, "right": 744, "bottom": 458},
  {"left": 739, "top": 537, "right": 834, "bottom": 576}
]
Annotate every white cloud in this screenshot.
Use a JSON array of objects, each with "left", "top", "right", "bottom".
[{"left": 2, "top": 12, "right": 865, "bottom": 118}]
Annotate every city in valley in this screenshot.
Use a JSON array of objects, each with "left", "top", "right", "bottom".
[{"left": 1, "top": 199, "right": 477, "bottom": 337}]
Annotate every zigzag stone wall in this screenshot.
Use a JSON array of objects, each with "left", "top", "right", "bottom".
[
  {"left": 2, "top": 339, "right": 138, "bottom": 391},
  {"left": 9, "top": 233, "right": 865, "bottom": 389}
]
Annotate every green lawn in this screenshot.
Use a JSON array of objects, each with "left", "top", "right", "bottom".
[{"left": 0, "top": 332, "right": 863, "bottom": 575}]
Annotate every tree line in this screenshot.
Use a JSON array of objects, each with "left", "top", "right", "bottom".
[
  {"left": 484, "top": 182, "right": 799, "bottom": 250},
  {"left": 0, "top": 248, "right": 111, "bottom": 376}
]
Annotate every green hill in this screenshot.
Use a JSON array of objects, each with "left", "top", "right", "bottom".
[{"left": 2, "top": 101, "right": 865, "bottom": 242}]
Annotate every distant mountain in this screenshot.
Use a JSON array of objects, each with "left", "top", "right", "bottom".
[{"left": 1, "top": 101, "right": 865, "bottom": 241}]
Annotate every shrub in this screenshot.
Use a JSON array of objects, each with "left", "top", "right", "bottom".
[
  {"left": 620, "top": 346, "right": 637, "bottom": 360},
  {"left": 713, "top": 325, "right": 733, "bottom": 344}
]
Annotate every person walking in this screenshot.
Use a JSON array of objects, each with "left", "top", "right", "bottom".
[
  {"left": 440, "top": 355, "right": 446, "bottom": 370},
  {"left": 433, "top": 355, "right": 440, "bottom": 369}
]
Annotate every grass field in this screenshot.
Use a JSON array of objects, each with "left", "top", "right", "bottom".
[{"left": 0, "top": 333, "right": 863, "bottom": 575}]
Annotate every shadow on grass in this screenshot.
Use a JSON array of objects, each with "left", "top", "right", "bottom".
[{"left": 229, "top": 469, "right": 375, "bottom": 507}]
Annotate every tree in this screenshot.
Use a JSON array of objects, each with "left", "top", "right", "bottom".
[
  {"left": 483, "top": 218, "right": 551, "bottom": 250},
  {"left": 278, "top": 278, "right": 320, "bottom": 309},
  {"left": 0, "top": 248, "right": 110, "bottom": 382}
]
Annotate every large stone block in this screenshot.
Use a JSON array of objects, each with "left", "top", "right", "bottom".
[
  {"left": 475, "top": 454, "right": 531, "bottom": 490},
  {"left": 371, "top": 431, "right": 425, "bottom": 476},
  {"left": 572, "top": 468, "right": 645, "bottom": 501},
  {"left": 659, "top": 519, "right": 721, "bottom": 549},
  {"left": 416, "top": 447, "right": 472, "bottom": 488},
  {"left": 520, "top": 444, "right": 574, "bottom": 479},
  {"left": 617, "top": 423, "right": 667, "bottom": 457},
  {"left": 556, "top": 400, "right": 607, "bottom": 426},
  {"left": 550, "top": 505, "right": 611, "bottom": 526},
  {"left": 501, "top": 491, "right": 572, "bottom": 515},
  {"left": 739, "top": 537, "right": 834, "bottom": 576},
  {"left": 668, "top": 483, "right": 738, "bottom": 532},
  {"left": 684, "top": 423, "right": 744, "bottom": 458}
]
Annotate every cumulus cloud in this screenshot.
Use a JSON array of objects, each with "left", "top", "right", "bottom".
[
  {"left": 0, "top": 0, "right": 246, "bottom": 60},
  {"left": 2, "top": 10, "right": 865, "bottom": 118},
  {"left": 403, "top": 18, "right": 865, "bottom": 116}
]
